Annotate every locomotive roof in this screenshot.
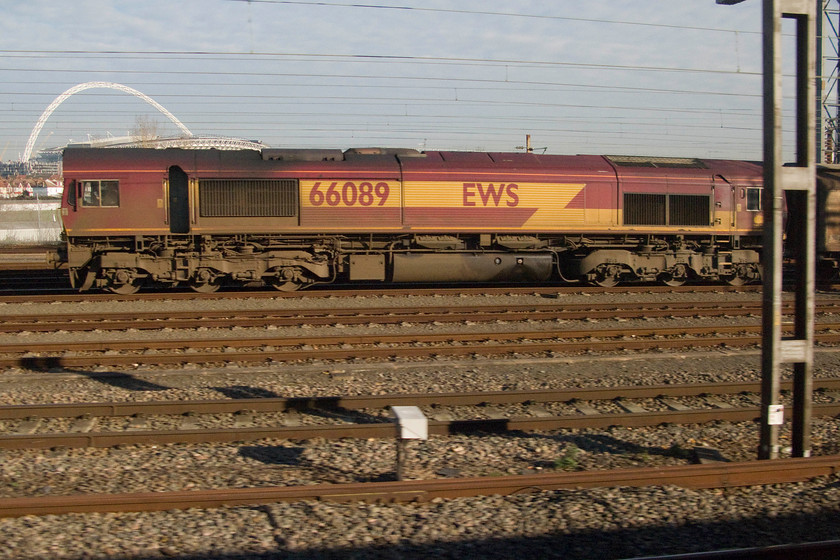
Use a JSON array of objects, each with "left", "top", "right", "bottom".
[{"left": 61, "top": 146, "right": 762, "bottom": 181}]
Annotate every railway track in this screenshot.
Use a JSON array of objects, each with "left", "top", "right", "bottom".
[
  {"left": 639, "top": 541, "right": 840, "bottom": 560},
  {"left": 3, "top": 299, "right": 838, "bottom": 333},
  {"left": 0, "top": 248, "right": 66, "bottom": 294},
  {"left": 0, "top": 269, "right": 67, "bottom": 292},
  {"left": 1, "top": 453, "right": 838, "bottom": 518},
  {"left": 2, "top": 379, "right": 840, "bottom": 519},
  {"left": 5, "top": 322, "right": 840, "bottom": 369},
  {"left": 3, "top": 379, "right": 840, "bottom": 449},
  {"left": 3, "top": 286, "right": 838, "bottom": 553},
  {"left": 0, "top": 261, "right": 64, "bottom": 272},
  {"left": 0, "top": 282, "right": 761, "bottom": 303}
]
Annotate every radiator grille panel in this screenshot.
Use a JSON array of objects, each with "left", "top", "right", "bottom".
[
  {"left": 624, "top": 193, "right": 666, "bottom": 225},
  {"left": 199, "top": 179, "right": 298, "bottom": 217},
  {"left": 669, "top": 194, "right": 710, "bottom": 226},
  {"left": 624, "top": 193, "right": 710, "bottom": 226}
]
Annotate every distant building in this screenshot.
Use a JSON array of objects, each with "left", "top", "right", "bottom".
[
  {"left": 29, "top": 149, "right": 63, "bottom": 176},
  {"left": 0, "top": 161, "right": 28, "bottom": 178},
  {"left": 59, "top": 134, "right": 266, "bottom": 151}
]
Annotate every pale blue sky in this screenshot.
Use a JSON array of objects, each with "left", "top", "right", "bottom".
[{"left": 1, "top": 1, "right": 771, "bottom": 162}]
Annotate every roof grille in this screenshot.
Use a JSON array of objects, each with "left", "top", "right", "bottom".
[{"left": 607, "top": 155, "right": 707, "bottom": 169}]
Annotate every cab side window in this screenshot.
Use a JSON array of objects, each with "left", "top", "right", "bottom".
[
  {"left": 746, "top": 187, "right": 761, "bottom": 211},
  {"left": 81, "top": 180, "right": 120, "bottom": 207}
]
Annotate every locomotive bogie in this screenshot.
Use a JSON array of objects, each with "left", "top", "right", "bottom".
[{"left": 570, "top": 246, "right": 761, "bottom": 287}]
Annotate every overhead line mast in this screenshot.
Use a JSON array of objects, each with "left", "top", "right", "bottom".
[{"left": 820, "top": 0, "right": 840, "bottom": 162}]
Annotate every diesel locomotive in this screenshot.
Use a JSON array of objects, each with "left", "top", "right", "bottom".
[{"left": 55, "top": 146, "right": 773, "bottom": 294}]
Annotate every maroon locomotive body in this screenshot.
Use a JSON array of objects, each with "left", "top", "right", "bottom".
[{"left": 58, "top": 147, "right": 765, "bottom": 293}]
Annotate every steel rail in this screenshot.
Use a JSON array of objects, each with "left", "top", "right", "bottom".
[
  {"left": 0, "top": 321, "right": 823, "bottom": 354},
  {"left": 5, "top": 323, "right": 840, "bottom": 369},
  {"left": 3, "top": 402, "right": 839, "bottom": 450},
  {"left": 0, "top": 284, "right": 761, "bottom": 304},
  {"left": 0, "top": 301, "right": 765, "bottom": 331},
  {"left": 0, "top": 454, "right": 837, "bottom": 518},
  {"left": 2, "top": 378, "right": 840, "bottom": 420},
  {"left": 633, "top": 540, "right": 840, "bottom": 560},
  {"left": 0, "top": 262, "right": 65, "bottom": 271},
  {"left": 2, "top": 301, "right": 836, "bottom": 334}
]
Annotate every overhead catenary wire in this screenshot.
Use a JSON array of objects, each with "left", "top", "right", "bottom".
[
  {"left": 0, "top": 2, "right": 783, "bottom": 160},
  {"left": 224, "top": 0, "right": 763, "bottom": 35}
]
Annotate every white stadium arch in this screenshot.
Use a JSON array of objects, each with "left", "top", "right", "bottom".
[{"left": 24, "top": 81, "right": 193, "bottom": 163}]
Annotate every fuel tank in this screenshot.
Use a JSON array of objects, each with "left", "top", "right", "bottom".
[{"left": 391, "top": 252, "right": 553, "bottom": 283}]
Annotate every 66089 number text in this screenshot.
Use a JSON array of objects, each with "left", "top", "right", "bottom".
[{"left": 309, "top": 181, "right": 390, "bottom": 207}]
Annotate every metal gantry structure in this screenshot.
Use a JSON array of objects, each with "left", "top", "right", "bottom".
[
  {"left": 761, "top": 0, "right": 817, "bottom": 461},
  {"left": 720, "top": 0, "right": 818, "bottom": 460},
  {"left": 821, "top": 0, "right": 840, "bottom": 162}
]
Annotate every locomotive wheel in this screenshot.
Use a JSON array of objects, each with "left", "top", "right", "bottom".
[
  {"left": 723, "top": 274, "right": 747, "bottom": 286},
  {"left": 591, "top": 264, "right": 622, "bottom": 287},
  {"left": 189, "top": 268, "right": 221, "bottom": 293},
  {"left": 660, "top": 264, "right": 688, "bottom": 287},
  {"left": 106, "top": 269, "right": 142, "bottom": 295},
  {"left": 267, "top": 266, "right": 306, "bottom": 292},
  {"left": 722, "top": 263, "right": 760, "bottom": 286},
  {"left": 270, "top": 279, "right": 303, "bottom": 292},
  {"left": 108, "top": 281, "right": 141, "bottom": 295},
  {"left": 189, "top": 279, "right": 220, "bottom": 293},
  {"left": 594, "top": 275, "right": 619, "bottom": 288}
]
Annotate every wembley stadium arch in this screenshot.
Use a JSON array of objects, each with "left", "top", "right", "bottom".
[
  {"left": 23, "top": 81, "right": 194, "bottom": 163},
  {"left": 24, "top": 82, "right": 266, "bottom": 164}
]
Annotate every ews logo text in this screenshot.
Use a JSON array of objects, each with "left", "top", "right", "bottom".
[{"left": 462, "top": 183, "right": 519, "bottom": 207}]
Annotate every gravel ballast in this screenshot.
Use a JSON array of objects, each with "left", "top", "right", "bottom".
[
  {"left": 1, "top": 479, "right": 839, "bottom": 559},
  {"left": 1, "top": 288, "right": 839, "bottom": 558}
]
